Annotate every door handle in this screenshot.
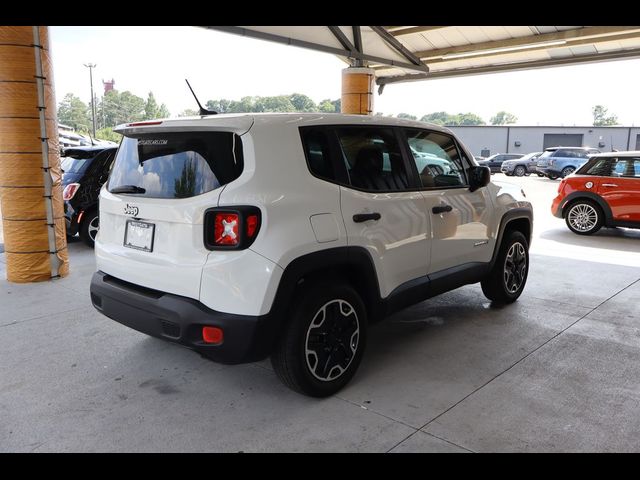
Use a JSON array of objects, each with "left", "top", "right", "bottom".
[
  {"left": 353, "top": 212, "right": 381, "bottom": 223},
  {"left": 602, "top": 183, "right": 618, "bottom": 187},
  {"left": 432, "top": 204, "right": 453, "bottom": 214}
]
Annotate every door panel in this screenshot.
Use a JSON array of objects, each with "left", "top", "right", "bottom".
[
  {"left": 340, "top": 188, "right": 430, "bottom": 297},
  {"left": 422, "top": 188, "right": 493, "bottom": 273},
  {"left": 597, "top": 158, "right": 640, "bottom": 222}
]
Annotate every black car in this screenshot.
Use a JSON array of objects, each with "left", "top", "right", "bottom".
[
  {"left": 477, "top": 153, "right": 524, "bottom": 173},
  {"left": 62, "top": 145, "right": 117, "bottom": 247}
]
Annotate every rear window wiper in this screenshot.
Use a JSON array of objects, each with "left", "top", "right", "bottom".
[{"left": 110, "top": 185, "right": 146, "bottom": 194}]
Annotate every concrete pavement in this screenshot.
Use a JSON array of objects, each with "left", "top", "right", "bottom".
[{"left": 1, "top": 175, "right": 639, "bottom": 452}]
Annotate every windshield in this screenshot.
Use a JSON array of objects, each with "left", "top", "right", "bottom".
[
  {"left": 108, "top": 132, "right": 243, "bottom": 199},
  {"left": 538, "top": 151, "right": 555, "bottom": 159}
]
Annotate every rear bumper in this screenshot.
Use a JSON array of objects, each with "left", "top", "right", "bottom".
[
  {"left": 551, "top": 194, "right": 565, "bottom": 218},
  {"left": 64, "top": 202, "right": 80, "bottom": 236},
  {"left": 90, "top": 271, "right": 274, "bottom": 364}
]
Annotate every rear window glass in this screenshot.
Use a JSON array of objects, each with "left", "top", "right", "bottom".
[
  {"left": 61, "top": 157, "right": 88, "bottom": 174},
  {"left": 108, "top": 132, "right": 243, "bottom": 198}
]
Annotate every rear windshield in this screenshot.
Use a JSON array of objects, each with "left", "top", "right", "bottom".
[
  {"left": 108, "top": 132, "right": 243, "bottom": 198},
  {"left": 61, "top": 157, "right": 89, "bottom": 174}
]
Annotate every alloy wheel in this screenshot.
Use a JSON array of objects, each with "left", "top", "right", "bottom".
[
  {"left": 568, "top": 203, "right": 598, "bottom": 233},
  {"left": 503, "top": 242, "right": 527, "bottom": 294},
  {"left": 305, "top": 299, "right": 360, "bottom": 382}
]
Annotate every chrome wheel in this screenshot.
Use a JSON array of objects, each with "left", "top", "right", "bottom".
[
  {"left": 305, "top": 299, "right": 359, "bottom": 382},
  {"left": 514, "top": 165, "right": 526, "bottom": 177},
  {"left": 568, "top": 203, "right": 598, "bottom": 233},
  {"left": 88, "top": 215, "right": 99, "bottom": 242},
  {"left": 503, "top": 242, "right": 527, "bottom": 294}
]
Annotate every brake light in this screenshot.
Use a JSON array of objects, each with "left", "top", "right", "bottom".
[
  {"left": 204, "top": 207, "right": 261, "bottom": 250},
  {"left": 246, "top": 214, "right": 259, "bottom": 238},
  {"left": 127, "top": 120, "right": 163, "bottom": 127},
  {"left": 63, "top": 183, "right": 80, "bottom": 201},
  {"left": 214, "top": 213, "right": 240, "bottom": 246}
]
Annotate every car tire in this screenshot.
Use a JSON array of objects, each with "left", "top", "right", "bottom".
[
  {"left": 561, "top": 166, "right": 575, "bottom": 178},
  {"left": 564, "top": 199, "right": 603, "bottom": 235},
  {"left": 481, "top": 230, "right": 529, "bottom": 304},
  {"left": 514, "top": 165, "right": 526, "bottom": 177},
  {"left": 271, "top": 281, "right": 367, "bottom": 397},
  {"left": 79, "top": 210, "right": 99, "bottom": 248},
  {"left": 536, "top": 173, "right": 545, "bottom": 177},
  {"left": 548, "top": 174, "right": 558, "bottom": 180}
]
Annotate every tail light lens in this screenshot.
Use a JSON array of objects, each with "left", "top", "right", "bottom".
[
  {"left": 204, "top": 206, "right": 261, "bottom": 250},
  {"left": 63, "top": 183, "right": 80, "bottom": 201}
]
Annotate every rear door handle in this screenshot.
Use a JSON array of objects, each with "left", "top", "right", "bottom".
[
  {"left": 602, "top": 183, "right": 618, "bottom": 187},
  {"left": 353, "top": 212, "right": 381, "bottom": 223},
  {"left": 432, "top": 204, "right": 453, "bottom": 214}
]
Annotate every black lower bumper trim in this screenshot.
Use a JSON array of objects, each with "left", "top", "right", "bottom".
[{"left": 90, "top": 271, "right": 273, "bottom": 364}]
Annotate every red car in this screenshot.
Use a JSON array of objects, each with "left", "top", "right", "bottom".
[{"left": 552, "top": 152, "right": 640, "bottom": 235}]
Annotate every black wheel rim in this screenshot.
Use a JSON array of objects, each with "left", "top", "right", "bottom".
[
  {"left": 503, "top": 242, "right": 527, "bottom": 294},
  {"left": 305, "top": 299, "right": 359, "bottom": 382}
]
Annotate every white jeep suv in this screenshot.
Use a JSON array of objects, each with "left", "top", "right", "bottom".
[{"left": 90, "top": 113, "right": 533, "bottom": 397}]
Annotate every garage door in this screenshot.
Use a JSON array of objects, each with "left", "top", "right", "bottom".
[{"left": 543, "top": 134, "right": 583, "bottom": 149}]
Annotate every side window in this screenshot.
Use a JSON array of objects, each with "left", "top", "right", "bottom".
[
  {"left": 300, "top": 128, "right": 335, "bottom": 182},
  {"left": 613, "top": 158, "right": 640, "bottom": 178},
  {"left": 336, "top": 127, "right": 408, "bottom": 192},
  {"left": 404, "top": 129, "right": 467, "bottom": 188},
  {"left": 575, "top": 150, "right": 589, "bottom": 159},
  {"left": 585, "top": 158, "right": 612, "bottom": 176}
]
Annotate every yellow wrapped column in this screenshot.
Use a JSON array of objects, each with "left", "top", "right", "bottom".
[
  {"left": 0, "top": 26, "right": 69, "bottom": 282},
  {"left": 341, "top": 67, "right": 375, "bottom": 115}
]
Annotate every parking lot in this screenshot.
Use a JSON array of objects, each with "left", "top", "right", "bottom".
[{"left": 1, "top": 174, "right": 639, "bottom": 452}]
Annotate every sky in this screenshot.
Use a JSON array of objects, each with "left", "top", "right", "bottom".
[{"left": 49, "top": 26, "right": 640, "bottom": 126}]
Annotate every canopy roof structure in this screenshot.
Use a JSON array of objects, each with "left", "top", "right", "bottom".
[{"left": 201, "top": 26, "right": 640, "bottom": 93}]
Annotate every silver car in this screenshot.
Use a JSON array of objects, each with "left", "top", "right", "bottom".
[{"left": 500, "top": 152, "right": 543, "bottom": 177}]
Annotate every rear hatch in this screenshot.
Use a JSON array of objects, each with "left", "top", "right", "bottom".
[{"left": 96, "top": 118, "right": 250, "bottom": 299}]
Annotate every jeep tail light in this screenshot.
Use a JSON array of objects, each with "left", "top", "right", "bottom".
[
  {"left": 214, "top": 213, "right": 240, "bottom": 246},
  {"left": 63, "top": 183, "right": 80, "bottom": 201},
  {"left": 204, "top": 207, "right": 261, "bottom": 250}
]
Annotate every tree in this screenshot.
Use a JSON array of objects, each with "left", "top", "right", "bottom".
[
  {"left": 289, "top": 93, "right": 316, "bottom": 112},
  {"left": 456, "top": 113, "right": 486, "bottom": 126},
  {"left": 592, "top": 105, "right": 618, "bottom": 126},
  {"left": 490, "top": 111, "right": 518, "bottom": 125},
  {"left": 99, "top": 90, "right": 146, "bottom": 126},
  {"left": 143, "top": 92, "right": 158, "bottom": 120},
  {"left": 420, "top": 111, "right": 450, "bottom": 125},
  {"left": 179, "top": 108, "right": 199, "bottom": 117},
  {"left": 95, "top": 127, "right": 122, "bottom": 143},
  {"left": 206, "top": 99, "right": 233, "bottom": 113},
  {"left": 57, "top": 93, "right": 91, "bottom": 133},
  {"left": 156, "top": 103, "right": 170, "bottom": 118},
  {"left": 397, "top": 113, "right": 417, "bottom": 120},
  {"left": 318, "top": 99, "right": 336, "bottom": 113}
]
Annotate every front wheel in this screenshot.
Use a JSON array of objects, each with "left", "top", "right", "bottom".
[
  {"left": 548, "top": 174, "right": 558, "bottom": 180},
  {"left": 514, "top": 165, "right": 526, "bottom": 177},
  {"left": 536, "top": 173, "right": 545, "bottom": 177},
  {"left": 271, "top": 282, "right": 367, "bottom": 397},
  {"left": 481, "top": 231, "right": 529, "bottom": 304},
  {"left": 565, "top": 200, "right": 603, "bottom": 235}
]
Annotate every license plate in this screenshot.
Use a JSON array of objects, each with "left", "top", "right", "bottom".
[{"left": 124, "top": 220, "right": 155, "bottom": 252}]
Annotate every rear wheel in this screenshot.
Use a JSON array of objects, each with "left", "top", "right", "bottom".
[
  {"left": 481, "top": 231, "right": 529, "bottom": 304},
  {"left": 561, "top": 166, "right": 575, "bottom": 178},
  {"left": 79, "top": 210, "right": 99, "bottom": 247},
  {"left": 565, "top": 200, "right": 603, "bottom": 235},
  {"left": 271, "top": 281, "right": 367, "bottom": 397},
  {"left": 536, "top": 173, "right": 545, "bottom": 177},
  {"left": 514, "top": 165, "right": 526, "bottom": 177},
  {"left": 548, "top": 174, "right": 558, "bottom": 180}
]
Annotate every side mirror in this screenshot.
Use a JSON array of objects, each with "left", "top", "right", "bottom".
[{"left": 469, "top": 166, "right": 491, "bottom": 192}]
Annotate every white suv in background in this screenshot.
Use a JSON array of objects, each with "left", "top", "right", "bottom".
[{"left": 90, "top": 113, "right": 533, "bottom": 397}]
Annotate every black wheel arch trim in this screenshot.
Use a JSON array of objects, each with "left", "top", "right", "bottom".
[
  {"left": 490, "top": 208, "right": 533, "bottom": 269},
  {"left": 558, "top": 191, "right": 613, "bottom": 225}
]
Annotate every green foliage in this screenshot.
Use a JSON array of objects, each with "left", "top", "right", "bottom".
[
  {"left": 592, "top": 105, "right": 618, "bottom": 126},
  {"left": 57, "top": 93, "right": 91, "bottom": 133},
  {"left": 95, "top": 127, "right": 122, "bottom": 143},
  {"left": 490, "top": 111, "right": 518, "bottom": 125},
  {"left": 205, "top": 95, "right": 341, "bottom": 114},
  {"left": 179, "top": 108, "right": 199, "bottom": 117},
  {"left": 397, "top": 113, "right": 417, "bottom": 120},
  {"left": 143, "top": 92, "right": 158, "bottom": 120},
  {"left": 174, "top": 159, "right": 197, "bottom": 198},
  {"left": 289, "top": 93, "right": 317, "bottom": 112},
  {"left": 420, "top": 111, "right": 485, "bottom": 126},
  {"left": 98, "top": 90, "right": 146, "bottom": 127}
]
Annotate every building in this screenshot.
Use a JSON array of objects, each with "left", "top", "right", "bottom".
[{"left": 448, "top": 125, "right": 640, "bottom": 157}]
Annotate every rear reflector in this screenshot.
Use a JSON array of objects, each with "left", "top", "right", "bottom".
[
  {"left": 246, "top": 214, "right": 259, "bottom": 238},
  {"left": 214, "top": 213, "right": 240, "bottom": 246},
  {"left": 202, "top": 326, "right": 223, "bottom": 344},
  {"left": 63, "top": 183, "right": 80, "bottom": 201}
]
